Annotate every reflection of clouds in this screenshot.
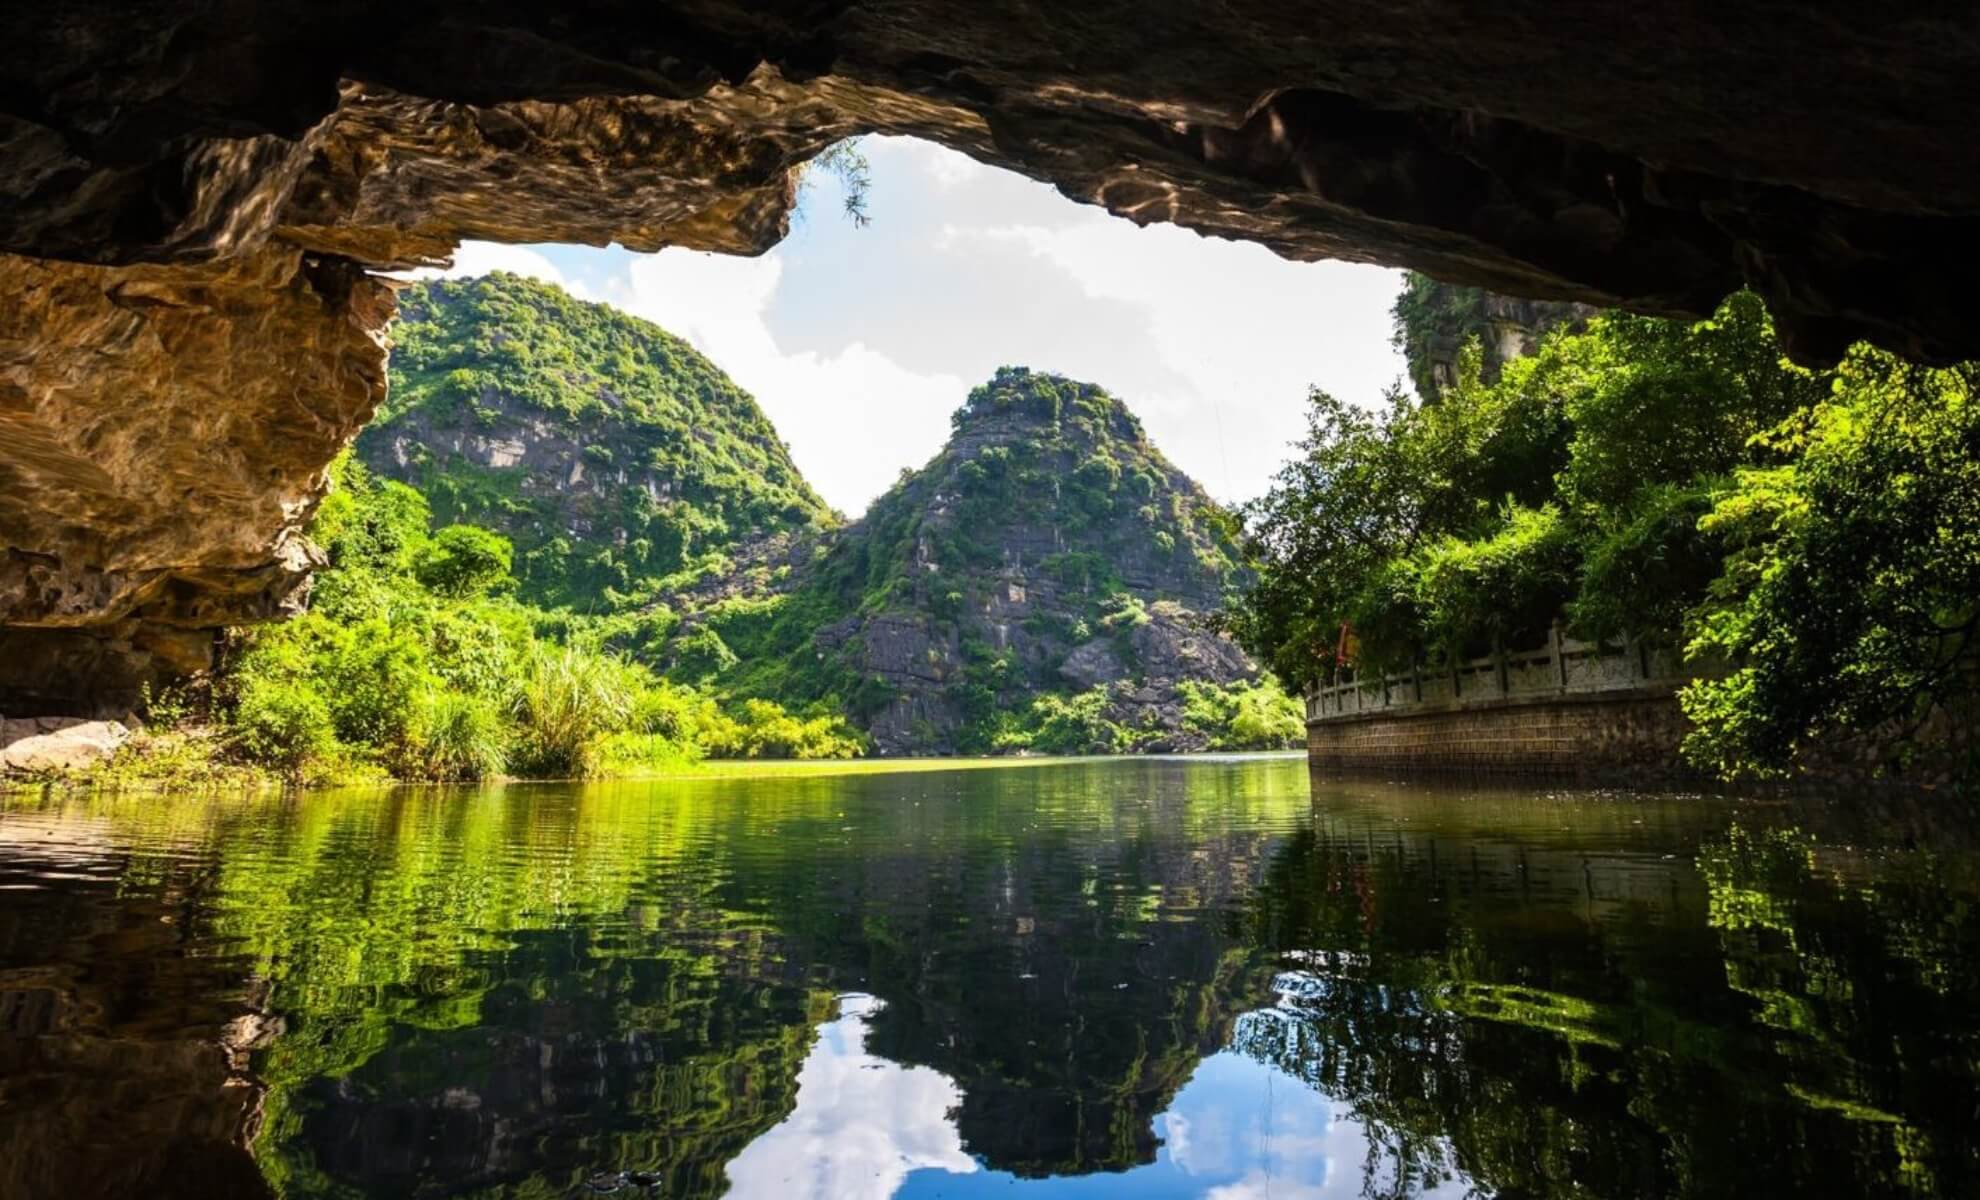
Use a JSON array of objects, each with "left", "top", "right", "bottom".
[
  {"left": 728, "top": 997, "right": 1473, "bottom": 1199},
  {"left": 1205, "top": 1172, "right": 1335, "bottom": 1200},
  {"left": 1164, "top": 1054, "right": 1337, "bottom": 1196},
  {"left": 725, "top": 994, "right": 976, "bottom": 1200},
  {"left": 1160, "top": 1049, "right": 1473, "bottom": 1200}
]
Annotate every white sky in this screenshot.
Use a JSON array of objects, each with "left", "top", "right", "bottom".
[{"left": 431, "top": 135, "right": 1408, "bottom": 516}]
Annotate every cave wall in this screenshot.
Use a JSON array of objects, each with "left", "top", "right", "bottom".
[{"left": 3, "top": 1, "right": 1977, "bottom": 710}]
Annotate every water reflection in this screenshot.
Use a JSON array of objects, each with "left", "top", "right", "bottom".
[
  {"left": 0, "top": 764, "right": 1977, "bottom": 1198},
  {"left": 727, "top": 996, "right": 973, "bottom": 1199}
]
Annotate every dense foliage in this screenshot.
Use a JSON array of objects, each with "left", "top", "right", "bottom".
[
  {"left": 365, "top": 274, "right": 832, "bottom": 609},
  {"left": 635, "top": 366, "right": 1302, "bottom": 754},
  {"left": 1235, "top": 291, "right": 1978, "bottom": 779},
  {"left": 219, "top": 455, "right": 861, "bottom": 781},
  {"left": 1681, "top": 357, "right": 1980, "bottom": 777}
]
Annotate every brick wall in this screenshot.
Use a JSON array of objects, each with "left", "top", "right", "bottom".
[{"left": 1306, "top": 688, "right": 1693, "bottom": 779}]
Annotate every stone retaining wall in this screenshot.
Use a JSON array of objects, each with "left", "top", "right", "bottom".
[{"left": 1306, "top": 688, "right": 1693, "bottom": 779}]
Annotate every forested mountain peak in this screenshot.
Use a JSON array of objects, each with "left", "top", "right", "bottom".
[
  {"left": 361, "top": 272, "right": 831, "bottom": 609},
  {"left": 651, "top": 366, "right": 1299, "bottom": 756},
  {"left": 950, "top": 365, "right": 1146, "bottom": 439}
]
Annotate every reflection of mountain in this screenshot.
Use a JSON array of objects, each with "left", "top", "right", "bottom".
[
  {"left": 7, "top": 774, "right": 1980, "bottom": 1199},
  {"left": 735, "top": 763, "right": 1311, "bottom": 1176},
  {"left": 831, "top": 834, "right": 1280, "bottom": 1176},
  {"left": 292, "top": 930, "right": 829, "bottom": 1199}
]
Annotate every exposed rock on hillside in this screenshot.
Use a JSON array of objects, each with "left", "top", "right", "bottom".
[
  {"left": 360, "top": 274, "right": 830, "bottom": 607},
  {"left": 1392, "top": 273, "right": 1598, "bottom": 399},
  {"left": 665, "top": 368, "right": 1275, "bottom": 755}
]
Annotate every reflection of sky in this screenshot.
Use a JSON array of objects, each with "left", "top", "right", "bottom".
[
  {"left": 725, "top": 995, "right": 976, "bottom": 1200},
  {"left": 729, "top": 993, "right": 1475, "bottom": 1199}
]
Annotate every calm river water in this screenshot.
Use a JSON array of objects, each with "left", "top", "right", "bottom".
[{"left": 2, "top": 756, "right": 1977, "bottom": 1198}]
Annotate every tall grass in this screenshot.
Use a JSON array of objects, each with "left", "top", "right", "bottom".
[
  {"left": 396, "top": 688, "right": 509, "bottom": 781},
  {"left": 508, "top": 644, "right": 638, "bottom": 778}
]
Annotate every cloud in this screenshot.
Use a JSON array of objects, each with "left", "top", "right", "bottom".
[
  {"left": 430, "top": 132, "right": 1406, "bottom": 514},
  {"left": 930, "top": 215, "right": 1403, "bottom": 501},
  {"left": 723, "top": 995, "right": 976, "bottom": 1200},
  {"left": 401, "top": 242, "right": 594, "bottom": 299},
  {"left": 766, "top": 135, "right": 1406, "bottom": 504},
  {"left": 606, "top": 249, "right": 965, "bottom": 516}
]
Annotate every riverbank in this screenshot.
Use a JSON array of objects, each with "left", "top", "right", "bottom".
[{"left": 0, "top": 723, "right": 1308, "bottom": 795}]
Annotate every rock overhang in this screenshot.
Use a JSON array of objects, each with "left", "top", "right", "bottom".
[{"left": 3, "top": 1, "right": 1976, "bottom": 708}]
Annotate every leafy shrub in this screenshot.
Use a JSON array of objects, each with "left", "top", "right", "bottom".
[
  {"left": 319, "top": 619, "right": 432, "bottom": 749},
  {"left": 414, "top": 524, "right": 514, "bottom": 597},
  {"left": 1403, "top": 503, "right": 1578, "bottom": 660},
  {"left": 1569, "top": 481, "right": 1723, "bottom": 641},
  {"left": 1679, "top": 353, "right": 1980, "bottom": 777},
  {"left": 232, "top": 679, "right": 338, "bottom": 778},
  {"left": 1025, "top": 687, "right": 1132, "bottom": 755},
  {"left": 699, "top": 698, "right": 865, "bottom": 759},
  {"left": 1177, "top": 678, "right": 1305, "bottom": 750},
  {"left": 669, "top": 626, "right": 739, "bottom": 680},
  {"left": 1097, "top": 592, "right": 1150, "bottom": 631}
]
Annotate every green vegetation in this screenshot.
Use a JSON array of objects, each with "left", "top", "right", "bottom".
[
  {"left": 1237, "top": 795, "right": 1980, "bottom": 1198},
  {"left": 800, "top": 138, "right": 873, "bottom": 226},
  {"left": 1389, "top": 271, "right": 1587, "bottom": 400},
  {"left": 1679, "top": 356, "right": 1980, "bottom": 778},
  {"left": 204, "top": 455, "right": 863, "bottom": 782},
  {"left": 342, "top": 279, "right": 1292, "bottom": 760},
  {"left": 629, "top": 366, "right": 1298, "bottom": 754},
  {"left": 365, "top": 273, "right": 832, "bottom": 609},
  {"left": 1234, "top": 289, "right": 1978, "bottom": 779},
  {"left": 1176, "top": 678, "right": 1307, "bottom": 749}
]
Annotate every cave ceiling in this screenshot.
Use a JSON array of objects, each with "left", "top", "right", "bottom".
[{"left": 2, "top": 1, "right": 1975, "bottom": 705}]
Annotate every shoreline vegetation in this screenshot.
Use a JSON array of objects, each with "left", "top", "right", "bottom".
[
  {"left": 2, "top": 728, "right": 1306, "bottom": 796},
  {"left": 1233, "top": 284, "right": 1978, "bottom": 786},
  {"left": 5, "top": 444, "right": 1298, "bottom": 793}
]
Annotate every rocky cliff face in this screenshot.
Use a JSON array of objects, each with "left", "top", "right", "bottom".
[
  {"left": 681, "top": 368, "right": 1266, "bottom": 754},
  {"left": 1392, "top": 273, "right": 1598, "bottom": 400},
  {"left": 359, "top": 274, "right": 830, "bottom": 608},
  {"left": 2, "top": 1, "right": 1975, "bottom": 711},
  {"left": 0, "top": 248, "right": 392, "bottom": 714}
]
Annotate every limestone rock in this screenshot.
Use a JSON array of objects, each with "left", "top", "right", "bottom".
[
  {"left": 0, "top": 246, "right": 389, "bottom": 709},
  {"left": 0, "top": 717, "right": 130, "bottom": 774},
  {"left": 749, "top": 369, "right": 1266, "bottom": 755},
  {"left": 1060, "top": 641, "right": 1129, "bottom": 689},
  {"left": 0, "top": 248, "right": 390, "bottom": 628},
  {"left": 3, "top": 3, "right": 1977, "bottom": 358},
  {"left": 1, "top": 1, "right": 1975, "bottom": 709}
]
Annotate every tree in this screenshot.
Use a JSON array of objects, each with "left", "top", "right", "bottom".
[
  {"left": 415, "top": 524, "right": 515, "bottom": 597},
  {"left": 1680, "top": 352, "right": 1980, "bottom": 777},
  {"left": 1228, "top": 386, "right": 1423, "bottom": 690}
]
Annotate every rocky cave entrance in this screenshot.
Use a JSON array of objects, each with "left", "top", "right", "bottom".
[{"left": 3, "top": 3, "right": 1976, "bottom": 715}]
